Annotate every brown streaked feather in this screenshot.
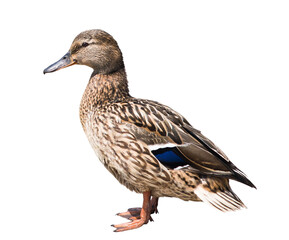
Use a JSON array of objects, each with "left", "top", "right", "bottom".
[
  {"left": 110, "top": 99, "right": 255, "bottom": 188},
  {"left": 194, "top": 177, "right": 246, "bottom": 211}
]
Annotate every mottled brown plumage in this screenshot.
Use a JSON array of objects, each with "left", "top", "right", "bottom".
[{"left": 44, "top": 29, "right": 255, "bottom": 232}]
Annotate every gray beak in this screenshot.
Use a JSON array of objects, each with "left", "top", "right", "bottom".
[{"left": 43, "top": 52, "right": 76, "bottom": 74}]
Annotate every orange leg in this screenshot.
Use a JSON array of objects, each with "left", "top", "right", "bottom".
[
  {"left": 117, "top": 196, "right": 159, "bottom": 220},
  {"left": 151, "top": 196, "right": 159, "bottom": 214},
  {"left": 112, "top": 191, "right": 153, "bottom": 232}
]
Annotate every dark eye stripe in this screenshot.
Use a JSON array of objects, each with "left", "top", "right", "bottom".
[
  {"left": 71, "top": 42, "right": 95, "bottom": 54},
  {"left": 82, "top": 42, "right": 89, "bottom": 47}
]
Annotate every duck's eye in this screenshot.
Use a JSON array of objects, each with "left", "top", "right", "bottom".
[{"left": 82, "top": 42, "right": 89, "bottom": 47}]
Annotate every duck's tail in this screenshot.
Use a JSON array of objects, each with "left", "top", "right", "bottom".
[{"left": 194, "top": 178, "right": 246, "bottom": 211}]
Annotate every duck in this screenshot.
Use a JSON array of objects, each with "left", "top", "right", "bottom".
[{"left": 44, "top": 29, "right": 256, "bottom": 232}]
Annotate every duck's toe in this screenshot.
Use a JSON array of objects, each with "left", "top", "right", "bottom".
[
  {"left": 116, "top": 208, "right": 142, "bottom": 220},
  {"left": 112, "top": 218, "right": 148, "bottom": 232}
]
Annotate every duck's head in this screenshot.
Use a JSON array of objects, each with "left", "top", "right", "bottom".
[{"left": 44, "top": 29, "right": 124, "bottom": 75}]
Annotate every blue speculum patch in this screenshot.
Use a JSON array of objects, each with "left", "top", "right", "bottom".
[{"left": 152, "top": 147, "right": 187, "bottom": 168}]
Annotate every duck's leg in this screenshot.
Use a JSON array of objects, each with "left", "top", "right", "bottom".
[
  {"left": 151, "top": 196, "right": 159, "bottom": 214},
  {"left": 112, "top": 191, "right": 152, "bottom": 232},
  {"left": 117, "top": 196, "right": 159, "bottom": 220}
]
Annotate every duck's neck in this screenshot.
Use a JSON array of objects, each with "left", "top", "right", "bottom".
[{"left": 80, "top": 68, "right": 130, "bottom": 125}]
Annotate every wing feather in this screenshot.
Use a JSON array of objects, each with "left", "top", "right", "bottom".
[{"left": 111, "top": 99, "right": 256, "bottom": 188}]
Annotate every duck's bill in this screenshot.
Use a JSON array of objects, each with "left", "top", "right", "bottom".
[{"left": 43, "top": 52, "right": 76, "bottom": 74}]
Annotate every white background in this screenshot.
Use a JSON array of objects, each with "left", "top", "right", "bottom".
[{"left": 0, "top": 0, "right": 288, "bottom": 239}]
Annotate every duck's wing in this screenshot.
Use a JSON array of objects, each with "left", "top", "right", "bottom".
[{"left": 112, "top": 99, "right": 255, "bottom": 188}]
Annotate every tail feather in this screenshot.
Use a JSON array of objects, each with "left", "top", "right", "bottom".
[
  {"left": 195, "top": 185, "right": 246, "bottom": 212},
  {"left": 231, "top": 166, "right": 256, "bottom": 189}
]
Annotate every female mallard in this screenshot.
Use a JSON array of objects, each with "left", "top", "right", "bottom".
[{"left": 44, "top": 29, "right": 256, "bottom": 232}]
